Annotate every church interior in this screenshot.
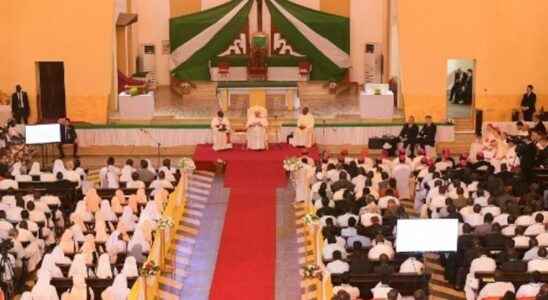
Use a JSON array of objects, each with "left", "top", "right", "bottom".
[{"left": 0, "top": 0, "right": 547, "bottom": 299}]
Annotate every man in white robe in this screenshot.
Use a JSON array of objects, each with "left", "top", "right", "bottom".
[
  {"left": 292, "top": 107, "right": 315, "bottom": 148},
  {"left": 294, "top": 160, "right": 315, "bottom": 202},
  {"left": 393, "top": 156, "right": 412, "bottom": 199},
  {"left": 246, "top": 110, "right": 268, "bottom": 150},
  {"left": 211, "top": 110, "right": 232, "bottom": 151}
]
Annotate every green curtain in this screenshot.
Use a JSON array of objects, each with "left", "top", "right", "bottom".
[
  {"left": 170, "top": 0, "right": 252, "bottom": 80},
  {"left": 266, "top": 0, "right": 348, "bottom": 80}
]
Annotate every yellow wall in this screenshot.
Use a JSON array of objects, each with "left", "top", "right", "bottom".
[
  {"left": 4, "top": 0, "right": 115, "bottom": 124},
  {"left": 0, "top": 2, "right": 14, "bottom": 96},
  {"left": 399, "top": 0, "right": 548, "bottom": 122},
  {"left": 320, "top": 0, "right": 349, "bottom": 17},
  {"left": 170, "top": 0, "right": 201, "bottom": 18}
]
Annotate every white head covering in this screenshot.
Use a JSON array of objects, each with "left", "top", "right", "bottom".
[
  {"left": 39, "top": 254, "right": 64, "bottom": 278},
  {"left": 121, "top": 256, "right": 139, "bottom": 277},
  {"left": 128, "top": 228, "right": 150, "bottom": 253},
  {"left": 52, "top": 159, "right": 66, "bottom": 176},
  {"left": 100, "top": 200, "right": 117, "bottom": 221},
  {"left": 31, "top": 270, "right": 58, "bottom": 300},
  {"left": 145, "top": 159, "right": 156, "bottom": 174},
  {"left": 10, "top": 161, "right": 22, "bottom": 177},
  {"left": 96, "top": 253, "right": 113, "bottom": 279},
  {"left": 51, "top": 245, "right": 72, "bottom": 265},
  {"left": 20, "top": 291, "right": 32, "bottom": 300},
  {"left": 102, "top": 273, "right": 130, "bottom": 300},
  {"left": 95, "top": 211, "right": 109, "bottom": 242},
  {"left": 63, "top": 275, "right": 88, "bottom": 300},
  {"left": 106, "top": 231, "right": 126, "bottom": 255},
  {"left": 29, "top": 161, "right": 41, "bottom": 175},
  {"left": 119, "top": 206, "right": 137, "bottom": 231},
  {"left": 68, "top": 254, "right": 88, "bottom": 279}
]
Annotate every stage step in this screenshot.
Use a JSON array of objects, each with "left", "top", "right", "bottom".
[
  {"left": 298, "top": 81, "right": 335, "bottom": 101},
  {"left": 453, "top": 117, "right": 475, "bottom": 132}
]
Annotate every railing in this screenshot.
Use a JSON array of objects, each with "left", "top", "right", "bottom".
[
  {"left": 302, "top": 197, "right": 334, "bottom": 300},
  {"left": 128, "top": 171, "right": 190, "bottom": 300}
]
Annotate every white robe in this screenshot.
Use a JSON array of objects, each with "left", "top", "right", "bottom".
[
  {"left": 294, "top": 164, "right": 314, "bottom": 202},
  {"left": 246, "top": 116, "right": 268, "bottom": 150},
  {"left": 292, "top": 113, "right": 315, "bottom": 148},
  {"left": 211, "top": 117, "right": 232, "bottom": 151},
  {"left": 393, "top": 163, "right": 412, "bottom": 199}
]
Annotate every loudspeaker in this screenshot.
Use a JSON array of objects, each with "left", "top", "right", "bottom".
[{"left": 475, "top": 109, "right": 483, "bottom": 136}]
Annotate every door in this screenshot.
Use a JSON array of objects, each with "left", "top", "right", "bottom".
[{"left": 37, "top": 61, "right": 66, "bottom": 122}]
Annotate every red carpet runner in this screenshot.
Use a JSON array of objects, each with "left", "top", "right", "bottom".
[{"left": 202, "top": 144, "right": 319, "bottom": 300}]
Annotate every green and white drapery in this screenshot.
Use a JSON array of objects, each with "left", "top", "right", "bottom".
[
  {"left": 169, "top": 0, "right": 350, "bottom": 81},
  {"left": 170, "top": 0, "right": 253, "bottom": 80},
  {"left": 266, "top": 0, "right": 349, "bottom": 80}
]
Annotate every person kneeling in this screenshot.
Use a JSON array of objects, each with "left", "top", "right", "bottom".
[{"left": 246, "top": 110, "right": 268, "bottom": 150}]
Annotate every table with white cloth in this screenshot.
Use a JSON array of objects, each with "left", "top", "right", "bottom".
[
  {"left": 74, "top": 123, "right": 454, "bottom": 147},
  {"left": 359, "top": 91, "right": 395, "bottom": 119},
  {"left": 118, "top": 92, "right": 155, "bottom": 119}
]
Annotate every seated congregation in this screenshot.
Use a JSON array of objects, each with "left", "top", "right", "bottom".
[
  {"left": 301, "top": 126, "right": 547, "bottom": 300},
  {"left": 0, "top": 156, "right": 181, "bottom": 299}
]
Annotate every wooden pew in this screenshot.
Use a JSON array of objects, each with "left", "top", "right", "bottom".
[
  {"left": 331, "top": 273, "right": 430, "bottom": 297},
  {"left": 475, "top": 271, "right": 548, "bottom": 291}
]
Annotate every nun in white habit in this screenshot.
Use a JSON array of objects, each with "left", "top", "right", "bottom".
[
  {"left": 29, "top": 161, "right": 42, "bottom": 176},
  {"left": 68, "top": 254, "right": 88, "bottom": 279},
  {"left": 106, "top": 231, "right": 127, "bottom": 263},
  {"left": 31, "top": 270, "right": 60, "bottom": 300},
  {"left": 38, "top": 254, "right": 64, "bottom": 278},
  {"left": 52, "top": 159, "right": 66, "bottom": 177},
  {"left": 127, "top": 228, "right": 150, "bottom": 253},
  {"left": 61, "top": 275, "right": 94, "bottom": 300},
  {"left": 99, "top": 200, "right": 118, "bottom": 222},
  {"left": 121, "top": 256, "right": 139, "bottom": 278},
  {"left": 95, "top": 253, "right": 114, "bottom": 279},
  {"left": 101, "top": 273, "right": 130, "bottom": 300}
]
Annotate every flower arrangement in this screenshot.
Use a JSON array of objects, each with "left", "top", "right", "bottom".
[
  {"left": 140, "top": 260, "right": 160, "bottom": 277},
  {"left": 301, "top": 264, "right": 322, "bottom": 279},
  {"left": 179, "top": 157, "right": 196, "bottom": 172},
  {"left": 303, "top": 213, "right": 319, "bottom": 226},
  {"left": 283, "top": 157, "right": 303, "bottom": 172},
  {"left": 157, "top": 216, "right": 174, "bottom": 229}
]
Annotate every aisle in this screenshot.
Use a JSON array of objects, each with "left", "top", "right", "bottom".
[{"left": 209, "top": 161, "right": 285, "bottom": 300}]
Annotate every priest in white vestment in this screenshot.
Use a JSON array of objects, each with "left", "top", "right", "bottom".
[
  {"left": 246, "top": 110, "right": 268, "bottom": 150},
  {"left": 294, "top": 159, "right": 315, "bottom": 202},
  {"left": 292, "top": 107, "right": 315, "bottom": 148},
  {"left": 211, "top": 111, "right": 232, "bottom": 151}
]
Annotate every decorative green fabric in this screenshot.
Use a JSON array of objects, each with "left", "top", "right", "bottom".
[
  {"left": 266, "top": 0, "right": 347, "bottom": 80},
  {"left": 170, "top": 0, "right": 252, "bottom": 80},
  {"left": 274, "top": 0, "right": 349, "bottom": 53}
]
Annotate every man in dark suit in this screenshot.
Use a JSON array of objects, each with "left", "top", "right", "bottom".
[
  {"left": 331, "top": 172, "right": 355, "bottom": 193},
  {"left": 521, "top": 85, "right": 537, "bottom": 121},
  {"left": 450, "top": 69, "right": 463, "bottom": 103},
  {"left": 399, "top": 116, "right": 419, "bottom": 157},
  {"left": 418, "top": 115, "right": 437, "bottom": 151},
  {"left": 11, "top": 85, "right": 30, "bottom": 124},
  {"left": 58, "top": 118, "right": 78, "bottom": 158}
]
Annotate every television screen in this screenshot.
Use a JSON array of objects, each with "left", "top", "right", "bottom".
[
  {"left": 25, "top": 124, "right": 61, "bottom": 145},
  {"left": 396, "top": 219, "right": 459, "bottom": 253}
]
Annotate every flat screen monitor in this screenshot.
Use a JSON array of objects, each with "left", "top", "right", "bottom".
[
  {"left": 25, "top": 124, "right": 61, "bottom": 145},
  {"left": 396, "top": 219, "right": 458, "bottom": 253}
]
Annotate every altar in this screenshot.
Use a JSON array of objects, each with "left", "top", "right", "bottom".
[
  {"left": 359, "top": 83, "right": 395, "bottom": 119},
  {"left": 216, "top": 81, "right": 298, "bottom": 112},
  {"left": 118, "top": 91, "right": 155, "bottom": 119},
  {"left": 209, "top": 55, "right": 307, "bottom": 82}
]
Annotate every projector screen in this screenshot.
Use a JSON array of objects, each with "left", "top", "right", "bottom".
[
  {"left": 396, "top": 219, "right": 458, "bottom": 253},
  {"left": 25, "top": 124, "right": 61, "bottom": 145}
]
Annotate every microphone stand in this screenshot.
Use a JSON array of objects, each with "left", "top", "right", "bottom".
[{"left": 140, "top": 129, "right": 161, "bottom": 167}]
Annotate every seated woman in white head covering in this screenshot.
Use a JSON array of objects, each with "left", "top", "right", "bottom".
[
  {"left": 10, "top": 161, "right": 22, "bottom": 177},
  {"left": 17, "top": 222, "right": 44, "bottom": 272},
  {"left": 140, "top": 199, "right": 160, "bottom": 223},
  {"left": 61, "top": 275, "right": 94, "bottom": 300},
  {"left": 38, "top": 253, "right": 64, "bottom": 278},
  {"left": 68, "top": 254, "right": 88, "bottom": 278},
  {"left": 149, "top": 172, "right": 173, "bottom": 191},
  {"left": 29, "top": 161, "right": 42, "bottom": 176},
  {"left": 95, "top": 253, "right": 114, "bottom": 279},
  {"left": 52, "top": 159, "right": 66, "bottom": 177},
  {"left": 60, "top": 229, "right": 76, "bottom": 255},
  {"left": 111, "top": 190, "right": 126, "bottom": 215},
  {"left": 31, "top": 270, "right": 60, "bottom": 300},
  {"left": 121, "top": 255, "right": 139, "bottom": 278},
  {"left": 100, "top": 200, "right": 118, "bottom": 222},
  {"left": 20, "top": 291, "right": 32, "bottom": 300},
  {"left": 211, "top": 110, "right": 232, "bottom": 151},
  {"left": 95, "top": 212, "right": 110, "bottom": 243},
  {"left": 80, "top": 234, "right": 97, "bottom": 265},
  {"left": 101, "top": 273, "right": 130, "bottom": 300},
  {"left": 68, "top": 216, "right": 86, "bottom": 243},
  {"left": 63, "top": 161, "right": 81, "bottom": 188},
  {"left": 246, "top": 109, "right": 268, "bottom": 150},
  {"left": 145, "top": 159, "right": 156, "bottom": 174},
  {"left": 51, "top": 245, "right": 72, "bottom": 265},
  {"left": 128, "top": 227, "right": 151, "bottom": 253},
  {"left": 118, "top": 206, "right": 138, "bottom": 233},
  {"left": 106, "top": 231, "right": 127, "bottom": 263},
  {"left": 126, "top": 172, "right": 145, "bottom": 189},
  {"left": 84, "top": 189, "right": 101, "bottom": 213},
  {"left": 291, "top": 107, "right": 315, "bottom": 148},
  {"left": 71, "top": 201, "right": 93, "bottom": 223}
]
